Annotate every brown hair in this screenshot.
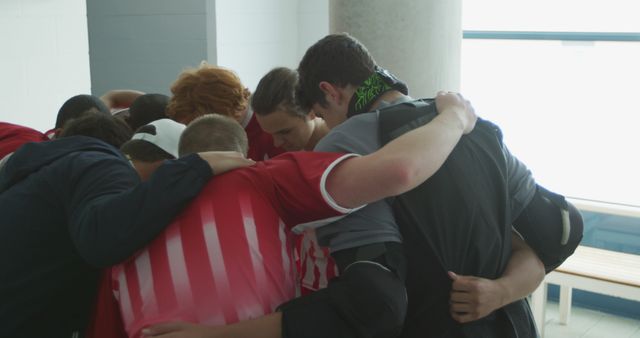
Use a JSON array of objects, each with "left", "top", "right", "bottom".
[
  {"left": 178, "top": 114, "right": 248, "bottom": 157},
  {"left": 59, "top": 112, "right": 133, "bottom": 149},
  {"left": 297, "top": 33, "right": 376, "bottom": 111},
  {"left": 252, "top": 67, "right": 306, "bottom": 118},
  {"left": 166, "top": 64, "right": 250, "bottom": 124}
]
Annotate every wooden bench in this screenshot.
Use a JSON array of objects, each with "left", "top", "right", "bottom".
[{"left": 530, "top": 245, "right": 640, "bottom": 337}]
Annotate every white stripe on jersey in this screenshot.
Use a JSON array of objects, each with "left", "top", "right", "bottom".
[
  {"left": 315, "top": 245, "right": 330, "bottom": 287},
  {"left": 200, "top": 202, "right": 232, "bottom": 325},
  {"left": 135, "top": 249, "right": 158, "bottom": 315},
  {"left": 302, "top": 231, "right": 316, "bottom": 289},
  {"left": 117, "top": 267, "right": 134, "bottom": 328},
  {"left": 299, "top": 229, "right": 337, "bottom": 291},
  {"left": 166, "top": 222, "right": 194, "bottom": 310},
  {"left": 278, "top": 219, "right": 294, "bottom": 297},
  {"left": 239, "top": 196, "right": 268, "bottom": 317}
]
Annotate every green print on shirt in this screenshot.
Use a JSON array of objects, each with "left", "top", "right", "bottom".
[{"left": 354, "top": 73, "right": 392, "bottom": 112}]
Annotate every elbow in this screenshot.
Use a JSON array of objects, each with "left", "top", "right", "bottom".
[
  {"left": 79, "top": 248, "right": 113, "bottom": 268},
  {"left": 72, "top": 224, "right": 121, "bottom": 268},
  {"left": 77, "top": 245, "right": 109, "bottom": 268},
  {"left": 76, "top": 240, "right": 127, "bottom": 268},
  {"left": 385, "top": 153, "right": 444, "bottom": 196},
  {"left": 385, "top": 159, "right": 423, "bottom": 196}
]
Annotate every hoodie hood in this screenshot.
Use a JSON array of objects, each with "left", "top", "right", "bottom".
[{"left": 0, "top": 136, "right": 124, "bottom": 192}]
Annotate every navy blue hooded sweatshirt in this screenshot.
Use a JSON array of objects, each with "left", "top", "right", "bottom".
[{"left": 0, "top": 136, "right": 212, "bottom": 338}]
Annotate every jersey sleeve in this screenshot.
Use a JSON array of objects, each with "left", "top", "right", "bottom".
[{"left": 262, "top": 152, "right": 363, "bottom": 230}]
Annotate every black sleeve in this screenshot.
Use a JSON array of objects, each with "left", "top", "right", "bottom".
[
  {"left": 513, "top": 186, "right": 584, "bottom": 272},
  {"left": 67, "top": 153, "right": 212, "bottom": 267}
]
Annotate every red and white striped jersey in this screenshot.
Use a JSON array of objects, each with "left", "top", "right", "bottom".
[
  {"left": 111, "top": 152, "right": 358, "bottom": 338},
  {"left": 297, "top": 230, "right": 338, "bottom": 295}
]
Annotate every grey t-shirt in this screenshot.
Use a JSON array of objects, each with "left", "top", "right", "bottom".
[
  {"left": 314, "top": 106, "right": 537, "bottom": 253},
  {"left": 314, "top": 112, "right": 401, "bottom": 252},
  {"left": 504, "top": 145, "right": 537, "bottom": 218}
]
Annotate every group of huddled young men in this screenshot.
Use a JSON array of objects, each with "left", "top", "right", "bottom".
[{"left": 0, "top": 33, "right": 583, "bottom": 338}]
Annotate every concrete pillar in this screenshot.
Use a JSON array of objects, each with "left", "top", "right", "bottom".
[{"left": 330, "top": 0, "right": 462, "bottom": 98}]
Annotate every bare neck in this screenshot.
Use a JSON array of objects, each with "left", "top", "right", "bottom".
[{"left": 305, "top": 118, "right": 330, "bottom": 151}]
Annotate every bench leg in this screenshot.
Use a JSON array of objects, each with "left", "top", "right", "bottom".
[
  {"left": 530, "top": 282, "right": 548, "bottom": 338},
  {"left": 558, "top": 285, "right": 572, "bottom": 325}
]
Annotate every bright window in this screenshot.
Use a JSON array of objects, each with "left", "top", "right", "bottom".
[
  {"left": 461, "top": 2, "right": 640, "bottom": 207},
  {"left": 463, "top": 0, "right": 640, "bottom": 33}
]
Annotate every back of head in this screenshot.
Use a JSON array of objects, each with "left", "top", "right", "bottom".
[
  {"left": 252, "top": 67, "right": 306, "bottom": 118},
  {"left": 296, "top": 33, "right": 377, "bottom": 112},
  {"left": 59, "top": 112, "right": 133, "bottom": 148},
  {"left": 179, "top": 114, "right": 248, "bottom": 157},
  {"left": 127, "top": 94, "right": 170, "bottom": 131},
  {"left": 55, "top": 94, "right": 110, "bottom": 129},
  {"left": 121, "top": 118, "right": 186, "bottom": 162},
  {"left": 166, "top": 64, "right": 249, "bottom": 124}
]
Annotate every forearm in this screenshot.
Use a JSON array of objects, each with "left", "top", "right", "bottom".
[
  {"left": 449, "top": 234, "right": 544, "bottom": 323},
  {"left": 373, "top": 108, "right": 466, "bottom": 191},
  {"left": 497, "top": 234, "right": 545, "bottom": 306},
  {"left": 328, "top": 109, "right": 466, "bottom": 208},
  {"left": 72, "top": 154, "right": 213, "bottom": 267},
  {"left": 101, "top": 89, "right": 145, "bottom": 108},
  {"left": 142, "top": 313, "right": 282, "bottom": 338}
]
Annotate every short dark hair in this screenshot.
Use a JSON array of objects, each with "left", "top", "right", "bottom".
[
  {"left": 179, "top": 114, "right": 248, "bottom": 157},
  {"left": 120, "top": 140, "right": 174, "bottom": 162},
  {"left": 59, "top": 113, "right": 133, "bottom": 148},
  {"left": 296, "top": 33, "right": 377, "bottom": 111},
  {"left": 252, "top": 67, "right": 306, "bottom": 118},
  {"left": 128, "top": 94, "right": 170, "bottom": 131},
  {"left": 55, "top": 94, "right": 110, "bottom": 128}
]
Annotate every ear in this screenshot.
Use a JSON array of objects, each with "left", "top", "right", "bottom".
[{"left": 318, "top": 81, "right": 340, "bottom": 104}]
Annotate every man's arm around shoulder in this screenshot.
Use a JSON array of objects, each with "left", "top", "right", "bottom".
[{"left": 327, "top": 92, "right": 477, "bottom": 209}]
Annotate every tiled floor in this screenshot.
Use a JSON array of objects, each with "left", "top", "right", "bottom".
[{"left": 542, "top": 301, "right": 640, "bottom": 337}]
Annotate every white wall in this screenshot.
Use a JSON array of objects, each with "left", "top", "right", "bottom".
[
  {"left": 214, "top": 0, "right": 328, "bottom": 91},
  {"left": 0, "top": 0, "right": 329, "bottom": 131},
  {"left": 297, "top": 0, "right": 329, "bottom": 60},
  {"left": 0, "top": 0, "right": 91, "bottom": 132}
]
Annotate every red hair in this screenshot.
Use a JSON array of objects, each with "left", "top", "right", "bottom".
[{"left": 166, "top": 64, "right": 250, "bottom": 124}]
